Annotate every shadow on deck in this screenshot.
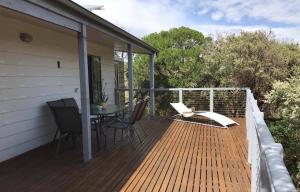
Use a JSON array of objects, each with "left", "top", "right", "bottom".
[{"left": 0, "top": 117, "right": 250, "bottom": 192}]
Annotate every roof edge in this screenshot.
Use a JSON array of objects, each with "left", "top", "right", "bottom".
[{"left": 59, "top": 0, "right": 158, "bottom": 54}]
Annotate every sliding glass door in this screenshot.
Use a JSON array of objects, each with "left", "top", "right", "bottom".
[{"left": 88, "top": 55, "right": 102, "bottom": 104}]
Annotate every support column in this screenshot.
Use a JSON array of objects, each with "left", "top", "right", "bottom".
[
  {"left": 78, "top": 24, "right": 92, "bottom": 161},
  {"left": 127, "top": 44, "right": 134, "bottom": 112},
  {"left": 149, "top": 53, "right": 155, "bottom": 116}
]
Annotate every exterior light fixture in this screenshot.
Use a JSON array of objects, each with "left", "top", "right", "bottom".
[{"left": 19, "top": 33, "right": 33, "bottom": 43}]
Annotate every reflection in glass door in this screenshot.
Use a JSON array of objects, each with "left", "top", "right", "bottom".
[{"left": 88, "top": 55, "right": 102, "bottom": 104}]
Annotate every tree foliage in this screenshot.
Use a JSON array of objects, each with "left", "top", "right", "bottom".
[
  {"left": 204, "top": 31, "right": 300, "bottom": 110},
  {"left": 133, "top": 27, "right": 211, "bottom": 88},
  {"left": 266, "top": 76, "right": 300, "bottom": 188}
]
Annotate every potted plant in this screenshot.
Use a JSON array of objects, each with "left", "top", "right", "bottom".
[{"left": 99, "top": 88, "right": 109, "bottom": 109}]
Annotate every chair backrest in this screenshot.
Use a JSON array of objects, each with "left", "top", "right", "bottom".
[
  {"left": 47, "top": 100, "right": 65, "bottom": 125},
  {"left": 170, "top": 102, "right": 192, "bottom": 114},
  {"left": 136, "top": 99, "right": 148, "bottom": 121},
  {"left": 51, "top": 106, "right": 82, "bottom": 133},
  {"left": 129, "top": 100, "right": 143, "bottom": 124},
  {"left": 47, "top": 99, "right": 81, "bottom": 134},
  {"left": 47, "top": 100, "right": 65, "bottom": 108},
  {"left": 61, "top": 98, "right": 79, "bottom": 109}
]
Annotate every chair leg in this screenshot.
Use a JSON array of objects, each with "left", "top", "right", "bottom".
[
  {"left": 137, "top": 121, "right": 148, "bottom": 136},
  {"left": 71, "top": 134, "right": 76, "bottom": 149},
  {"left": 52, "top": 128, "right": 58, "bottom": 143},
  {"left": 127, "top": 129, "right": 135, "bottom": 148},
  {"left": 132, "top": 125, "right": 142, "bottom": 144},
  {"left": 113, "top": 128, "right": 116, "bottom": 144},
  {"left": 56, "top": 134, "right": 63, "bottom": 156},
  {"left": 95, "top": 127, "right": 100, "bottom": 151},
  {"left": 103, "top": 133, "right": 107, "bottom": 150}
]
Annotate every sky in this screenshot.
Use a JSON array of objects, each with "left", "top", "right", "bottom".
[{"left": 72, "top": 0, "right": 300, "bottom": 43}]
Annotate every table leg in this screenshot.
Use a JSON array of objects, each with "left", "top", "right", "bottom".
[{"left": 99, "top": 115, "right": 107, "bottom": 149}]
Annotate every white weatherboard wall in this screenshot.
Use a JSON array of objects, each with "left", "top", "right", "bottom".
[{"left": 0, "top": 13, "right": 115, "bottom": 162}]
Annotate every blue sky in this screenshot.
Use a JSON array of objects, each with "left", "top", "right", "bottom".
[{"left": 72, "top": 0, "right": 300, "bottom": 42}]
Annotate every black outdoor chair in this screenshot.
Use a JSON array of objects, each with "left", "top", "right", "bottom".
[
  {"left": 47, "top": 99, "right": 101, "bottom": 155},
  {"left": 47, "top": 100, "right": 65, "bottom": 142},
  {"left": 51, "top": 106, "right": 82, "bottom": 155},
  {"left": 106, "top": 100, "right": 147, "bottom": 145},
  {"left": 135, "top": 99, "right": 149, "bottom": 136},
  {"left": 48, "top": 98, "right": 80, "bottom": 142}
]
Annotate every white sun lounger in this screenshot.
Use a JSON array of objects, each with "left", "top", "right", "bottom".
[{"left": 170, "top": 102, "right": 239, "bottom": 128}]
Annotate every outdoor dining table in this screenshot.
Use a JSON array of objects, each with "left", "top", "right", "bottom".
[{"left": 90, "top": 104, "right": 126, "bottom": 149}]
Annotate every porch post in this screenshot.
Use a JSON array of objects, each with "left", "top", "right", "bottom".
[
  {"left": 78, "top": 24, "right": 92, "bottom": 161},
  {"left": 127, "top": 44, "right": 134, "bottom": 112},
  {"left": 149, "top": 53, "right": 155, "bottom": 116}
]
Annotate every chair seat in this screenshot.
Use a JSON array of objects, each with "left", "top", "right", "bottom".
[{"left": 106, "top": 121, "right": 129, "bottom": 129}]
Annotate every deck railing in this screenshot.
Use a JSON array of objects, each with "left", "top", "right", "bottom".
[
  {"left": 246, "top": 89, "right": 296, "bottom": 192},
  {"left": 115, "top": 87, "right": 296, "bottom": 192}
]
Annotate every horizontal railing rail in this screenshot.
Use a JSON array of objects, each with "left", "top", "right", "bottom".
[{"left": 115, "top": 87, "right": 296, "bottom": 191}]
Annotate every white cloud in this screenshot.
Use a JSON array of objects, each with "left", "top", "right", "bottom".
[
  {"left": 197, "top": 8, "right": 209, "bottom": 15},
  {"left": 73, "top": 0, "right": 189, "bottom": 37},
  {"left": 198, "top": 0, "right": 300, "bottom": 24},
  {"left": 194, "top": 24, "right": 300, "bottom": 42},
  {"left": 72, "top": 0, "right": 300, "bottom": 43},
  {"left": 211, "top": 11, "right": 224, "bottom": 21}
]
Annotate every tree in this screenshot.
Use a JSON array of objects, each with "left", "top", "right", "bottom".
[
  {"left": 133, "top": 27, "right": 211, "bottom": 89},
  {"left": 266, "top": 75, "right": 300, "bottom": 188},
  {"left": 204, "top": 31, "right": 300, "bottom": 113}
]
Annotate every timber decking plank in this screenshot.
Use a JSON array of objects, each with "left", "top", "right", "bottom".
[
  {"left": 165, "top": 122, "right": 194, "bottom": 192},
  {"left": 158, "top": 121, "right": 192, "bottom": 192},
  {"left": 172, "top": 122, "right": 196, "bottom": 191},
  {"left": 179, "top": 123, "right": 198, "bottom": 192},
  {"left": 122, "top": 121, "right": 179, "bottom": 192},
  {"left": 186, "top": 123, "right": 201, "bottom": 192},
  {"left": 151, "top": 122, "right": 188, "bottom": 192},
  {"left": 138, "top": 121, "right": 183, "bottom": 191},
  {"left": 0, "top": 118, "right": 250, "bottom": 192}
]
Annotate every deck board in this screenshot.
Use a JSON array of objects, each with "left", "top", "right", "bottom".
[{"left": 0, "top": 118, "right": 250, "bottom": 192}]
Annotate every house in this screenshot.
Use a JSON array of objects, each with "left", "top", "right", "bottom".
[
  {"left": 0, "top": 1, "right": 296, "bottom": 191},
  {"left": 0, "top": 0, "right": 157, "bottom": 162}
]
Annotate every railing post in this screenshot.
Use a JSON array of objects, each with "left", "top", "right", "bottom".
[
  {"left": 149, "top": 53, "right": 155, "bottom": 116},
  {"left": 179, "top": 88, "right": 183, "bottom": 103},
  {"left": 209, "top": 89, "right": 214, "bottom": 112}
]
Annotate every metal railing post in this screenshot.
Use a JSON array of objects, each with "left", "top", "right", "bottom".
[
  {"left": 179, "top": 88, "right": 183, "bottom": 103},
  {"left": 210, "top": 89, "right": 214, "bottom": 112}
]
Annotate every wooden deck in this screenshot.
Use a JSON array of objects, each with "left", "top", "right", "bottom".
[{"left": 0, "top": 118, "right": 250, "bottom": 192}]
